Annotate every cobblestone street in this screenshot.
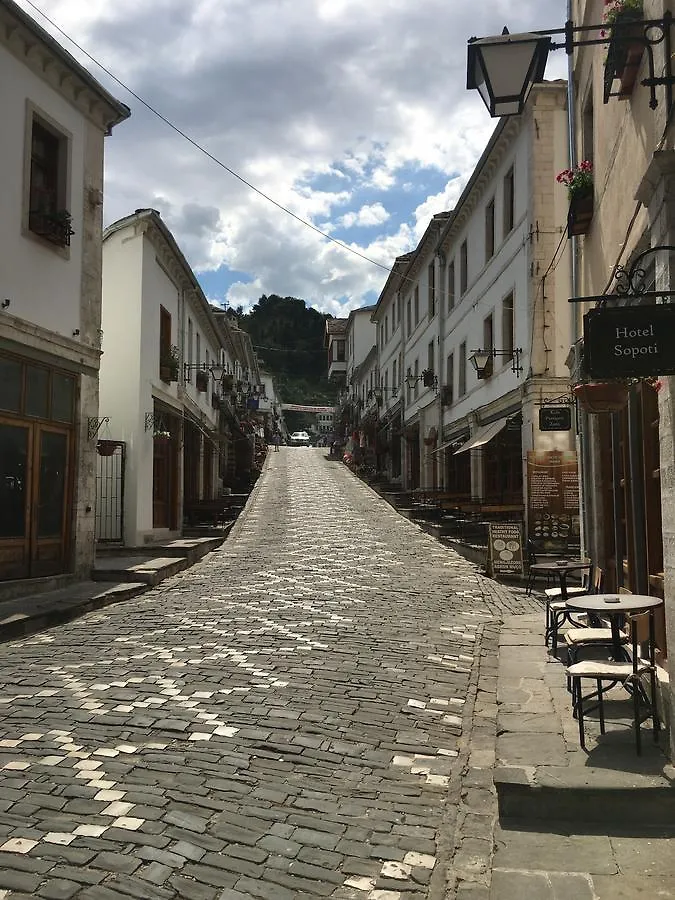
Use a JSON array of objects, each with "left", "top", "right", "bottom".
[{"left": 0, "top": 449, "right": 534, "bottom": 900}]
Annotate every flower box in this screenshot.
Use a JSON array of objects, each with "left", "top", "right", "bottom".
[
  {"left": 602, "top": 4, "right": 644, "bottom": 102},
  {"left": 567, "top": 190, "right": 594, "bottom": 238},
  {"left": 573, "top": 382, "right": 629, "bottom": 413}
]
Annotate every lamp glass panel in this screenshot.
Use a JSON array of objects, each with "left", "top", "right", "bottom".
[
  {"left": 470, "top": 351, "right": 492, "bottom": 373},
  {"left": 469, "top": 33, "right": 550, "bottom": 117}
]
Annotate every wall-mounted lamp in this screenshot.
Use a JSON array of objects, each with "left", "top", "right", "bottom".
[
  {"left": 183, "top": 362, "right": 229, "bottom": 382},
  {"left": 467, "top": 13, "right": 675, "bottom": 117},
  {"left": 469, "top": 348, "right": 523, "bottom": 378},
  {"left": 405, "top": 369, "right": 438, "bottom": 391}
]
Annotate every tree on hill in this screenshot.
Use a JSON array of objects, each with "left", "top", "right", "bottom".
[{"left": 236, "top": 295, "right": 338, "bottom": 429}]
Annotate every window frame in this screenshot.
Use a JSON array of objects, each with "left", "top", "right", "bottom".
[
  {"left": 460, "top": 241, "right": 468, "bottom": 295},
  {"left": 503, "top": 166, "right": 515, "bottom": 236}
]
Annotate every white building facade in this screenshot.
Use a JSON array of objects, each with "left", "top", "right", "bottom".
[
  {"left": 0, "top": 0, "right": 129, "bottom": 583},
  {"left": 100, "top": 210, "right": 226, "bottom": 547}
]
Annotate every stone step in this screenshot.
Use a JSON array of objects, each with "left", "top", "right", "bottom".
[
  {"left": 495, "top": 763, "right": 675, "bottom": 827},
  {"left": 0, "top": 581, "right": 147, "bottom": 642},
  {"left": 92, "top": 555, "right": 188, "bottom": 586}
]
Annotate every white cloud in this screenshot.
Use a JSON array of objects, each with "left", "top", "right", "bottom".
[
  {"left": 17, "top": 0, "right": 567, "bottom": 313},
  {"left": 340, "top": 203, "right": 390, "bottom": 229}
]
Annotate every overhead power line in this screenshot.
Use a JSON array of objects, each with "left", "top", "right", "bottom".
[
  {"left": 23, "top": 0, "right": 399, "bottom": 278},
  {"left": 23, "top": 0, "right": 575, "bottom": 318}
]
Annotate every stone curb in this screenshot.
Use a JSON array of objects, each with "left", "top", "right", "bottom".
[
  {"left": 0, "top": 581, "right": 149, "bottom": 643},
  {"left": 444, "top": 617, "right": 501, "bottom": 900}
]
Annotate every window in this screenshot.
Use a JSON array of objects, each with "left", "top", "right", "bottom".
[
  {"left": 384, "top": 369, "right": 388, "bottom": 393},
  {"left": 196, "top": 334, "right": 201, "bottom": 372},
  {"left": 448, "top": 261, "right": 455, "bottom": 312},
  {"left": 28, "top": 116, "right": 71, "bottom": 248},
  {"left": 582, "top": 89, "right": 594, "bottom": 167},
  {"left": 336, "top": 340, "right": 345, "bottom": 361},
  {"left": 482, "top": 314, "right": 494, "bottom": 378},
  {"left": 392, "top": 358, "right": 397, "bottom": 390},
  {"left": 445, "top": 353, "right": 454, "bottom": 405},
  {"left": 414, "top": 358, "right": 419, "bottom": 399},
  {"left": 502, "top": 293, "right": 515, "bottom": 362},
  {"left": 460, "top": 241, "right": 468, "bottom": 295},
  {"left": 503, "top": 166, "right": 515, "bottom": 235},
  {"left": 406, "top": 297, "right": 412, "bottom": 335},
  {"left": 397, "top": 293, "right": 402, "bottom": 323},
  {"left": 485, "top": 198, "right": 495, "bottom": 261},
  {"left": 160, "top": 306, "right": 172, "bottom": 381},
  {"left": 427, "top": 340, "right": 435, "bottom": 376},
  {"left": 385, "top": 315, "right": 389, "bottom": 345},
  {"left": 414, "top": 285, "right": 419, "bottom": 326},
  {"left": 391, "top": 300, "right": 396, "bottom": 330},
  {"left": 458, "top": 341, "right": 466, "bottom": 397},
  {"left": 428, "top": 262, "right": 436, "bottom": 318},
  {"left": 187, "top": 319, "right": 193, "bottom": 381}
]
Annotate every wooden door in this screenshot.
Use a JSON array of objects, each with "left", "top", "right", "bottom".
[
  {"left": 0, "top": 419, "right": 71, "bottom": 579},
  {"left": 153, "top": 437, "right": 175, "bottom": 528}
]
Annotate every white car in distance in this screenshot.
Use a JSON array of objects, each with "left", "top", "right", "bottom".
[{"left": 289, "top": 431, "right": 311, "bottom": 446}]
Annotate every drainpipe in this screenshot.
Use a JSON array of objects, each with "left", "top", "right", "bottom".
[{"left": 566, "top": 0, "right": 590, "bottom": 560}]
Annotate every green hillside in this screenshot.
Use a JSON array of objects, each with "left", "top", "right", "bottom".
[{"left": 231, "top": 294, "right": 338, "bottom": 430}]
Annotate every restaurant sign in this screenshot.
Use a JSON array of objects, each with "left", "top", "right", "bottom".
[
  {"left": 584, "top": 304, "right": 675, "bottom": 378},
  {"left": 487, "top": 522, "right": 524, "bottom": 577},
  {"left": 539, "top": 406, "right": 572, "bottom": 432}
]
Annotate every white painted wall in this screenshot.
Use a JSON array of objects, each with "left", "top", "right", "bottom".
[{"left": 0, "top": 48, "right": 85, "bottom": 336}]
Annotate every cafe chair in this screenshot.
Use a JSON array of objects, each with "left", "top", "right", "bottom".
[
  {"left": 565, "top": 610, "right": 660, "bottom": 754},
  {"left": 545, "top": 562, "right": 597, "bottom": 654}
]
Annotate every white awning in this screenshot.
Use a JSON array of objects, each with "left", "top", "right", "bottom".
[
  {"left": 453, "top": 417, "right": 510, "bottom": 454},
  {"left": 431, "top": 437, "right": 468, "bottom": 455}
]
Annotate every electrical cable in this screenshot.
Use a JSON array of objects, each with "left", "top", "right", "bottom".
[{"left": 21, "top": 0, "right": 442, "bottom": 293}]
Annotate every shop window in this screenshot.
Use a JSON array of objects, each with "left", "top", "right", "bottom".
[
  {"left": 25, "top": 365, "right": 49, "bottom": 419},
  {"left": 0, "top": 357, "right": 22, "bottom": 412},
  {"left": 51, "top": 373, "right": 75, "bottom": 423}
]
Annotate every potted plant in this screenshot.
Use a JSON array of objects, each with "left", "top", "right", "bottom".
[
  {"left": 557, "top": 161, "right": 594, "bottom": 237},
  {"left": 603, "top": 0, "right": 644, "bottom": 100},
  {"left": 153, "top": 429, "right": 172, "bottom": 441},
  {"left": 29, "top": 207, "right": 75, "bottom": 247},
  {"left": 96, "top": 439, "right": 117, "bottom": 457},
  {"left": 159, "top": 345, "right": 180, "bottom": 383},
  {"left": 573, "top": 381, "right": 630, "bottom": 413}
]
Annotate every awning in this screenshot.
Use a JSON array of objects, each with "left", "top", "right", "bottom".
[
  {"left": 453, "top": 417, "right": 509, "bottom": 454},
  {"left": 431, "top": 436, "right": 468, "bottom": 455}
]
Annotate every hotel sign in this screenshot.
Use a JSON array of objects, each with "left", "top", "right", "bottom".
[{"left": 584, "top": 304, "right": 675, "bottom": 378}]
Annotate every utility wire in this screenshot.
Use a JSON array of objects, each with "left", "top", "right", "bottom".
[{"left": 22, "top": 0, "right": 414, "bottom": 283}]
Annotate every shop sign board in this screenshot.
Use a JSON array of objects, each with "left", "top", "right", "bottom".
[
  {"left": 539, "top": 407, "right": 572, "bottom": 432},
  {"left": 488, "top": 522, "right": 524, "bottom": 577},
  {"left": 527, "top": 450, "right": 580, "bottom": 552},
  {"left": 584, "top": 304, "right": 675, "bottom": 378}
]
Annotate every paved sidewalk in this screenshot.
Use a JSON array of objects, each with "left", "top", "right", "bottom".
[
  {"left": 0, "top": 450, "right": 672, "bottom": 899},
  {"left": 447, "top": 608, "right": 675, "bottom": 899}
]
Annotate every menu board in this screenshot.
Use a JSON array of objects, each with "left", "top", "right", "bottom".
[
  {"left": 527, "top": 450, "right": 580, "bottom": 551},
  {"left": 488, "top": 522, "right": 524, "bottom": 576}
]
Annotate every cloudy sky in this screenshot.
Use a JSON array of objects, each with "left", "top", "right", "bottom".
[{"left": 19, "top": 0, "right": 567, "bottom": 314}]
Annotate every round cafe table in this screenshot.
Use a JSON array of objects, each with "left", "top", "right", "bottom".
[
  {"left": 529, "top": 559, "right": 591, "bottom": 601},
  {"left": 566, "top": 593, "right": 663, "bottom": 660}
]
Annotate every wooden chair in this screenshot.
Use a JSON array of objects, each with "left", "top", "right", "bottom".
[{"left": 565, "top": 610, "right": 660, "bottom": 754}]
